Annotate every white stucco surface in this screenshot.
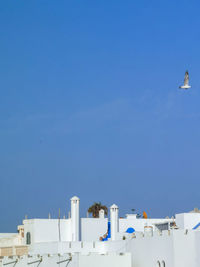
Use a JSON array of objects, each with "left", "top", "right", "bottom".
[
  {"left": 2, "top": 253, "right": 131, "bottom": 267},
  {"left": 81, "top": 218, "right": 108, "bottom": 241},
  {"left": 79, "top": 253, "right": 131, "bottom": 267},
  {"left": 2, "top": 254, "right": 78, "bottom": 267},
  {"left": 23, "top": 219, "right": 72, "bottom": 244},
  {"left": 176, "top": 213, "right": 200, "bottom": 229},
  {"left": 119, "top": 217, "right": 173, "bottom": 233}
]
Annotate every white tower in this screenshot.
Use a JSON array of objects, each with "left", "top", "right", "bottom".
[
  {"left": 110, "top": 204, "right": 119, "bottom": 241},
  {"left": 71, "top": 196, "right": 80, "bottom": 241}
]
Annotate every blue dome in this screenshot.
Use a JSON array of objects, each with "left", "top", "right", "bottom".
[{"left": 126, "top": 227, "right": 135, "bottom": 233}]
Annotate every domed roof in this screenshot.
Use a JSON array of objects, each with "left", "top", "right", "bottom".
[{"left": 126, "top": 227, "right": 135, "bottom": 233}]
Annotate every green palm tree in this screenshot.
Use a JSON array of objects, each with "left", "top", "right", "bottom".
[{"left": 88, "top": 202, "right": 108, "bottom": 218}]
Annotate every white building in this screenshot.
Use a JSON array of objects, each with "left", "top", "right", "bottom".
[
  {"left": 176, "top": 211, "right": 200, "bottom": 230},
  {"left": 1, "top": 196, "right": 200, "bottom": 267}
]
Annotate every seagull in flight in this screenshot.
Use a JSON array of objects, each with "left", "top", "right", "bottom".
[{"left": 179, "top": 70, "right": 191, "bottom": 89}]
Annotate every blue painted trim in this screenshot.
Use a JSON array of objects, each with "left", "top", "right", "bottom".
[
  {"left": 192, "top": 222, "right": 200, "bottom": 230},
  {"left": 102, "top": 221, "right": 111, "bottom": 241}
]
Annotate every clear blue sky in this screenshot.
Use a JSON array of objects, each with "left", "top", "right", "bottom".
[{"left": 0, "top": 0, "right": 200, "bottom": 232}]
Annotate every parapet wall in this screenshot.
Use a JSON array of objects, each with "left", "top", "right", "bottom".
[
  {"left": 127, "top": 229, "right": 200, "bottom": 267},
  {"left": 1, "top": 253, "right": 78, "bottom": 267},
  {"left": 28, "top": 240, "right": 129, "bottom": 255},
  {"left": 1, "top": 253, "right": 131, "bottom": 267}
]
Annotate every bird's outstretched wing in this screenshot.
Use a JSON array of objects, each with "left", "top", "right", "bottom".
[{"left": 184, "top": 71, "right": 189, "bottom": 86}]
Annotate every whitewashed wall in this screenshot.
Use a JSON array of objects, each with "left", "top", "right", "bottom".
[
  {"left": 173, "top": 229, "right": 200, "bottom": 267},
  {"left": 81, "top": 218, "right": 108, "bottom": 241},
  {"left": 81, "top": 216, "right": 173, "bottom": 243},
  {"left": 2, "top": 254, "right": 78, "bottom": 267},
  {"left": 119, "top": 217, "right": 173, "bottom": 233},
  {"left": 23, "top": 219, "right": 72, "bottom": 244},
  {"left": 126, "top": 229, "right": 200, "bottom": 267},
  {"left": 176, "top": 213, "right": 200, "bottom": 229},
  {"left": 79, "top": 253, "right": 131, "bottom": 267},
  {"left": 28, "top": 240, "right": 129, "bottom": 255},
  {"left": 127, "top": 231, "right": 174, "bottom": 267},
  {"left": 1, "top": 253, "right": 131, "bottom": 267}
]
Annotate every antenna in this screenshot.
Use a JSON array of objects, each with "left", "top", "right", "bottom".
[{"left": 58, "top": 208, "right": 61, "bottom": 242}]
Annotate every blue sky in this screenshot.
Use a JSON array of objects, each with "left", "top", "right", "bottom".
[{"left": 1, "top": 0, "right": 200, "bottom": 231}]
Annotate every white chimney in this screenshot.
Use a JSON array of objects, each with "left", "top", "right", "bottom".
[
  {"left": 110, "top": 204, "right": 119, "bottom": 241},
  {"left": 70, "top": 196, "right": 80, "bottom": 241},
  {"left": 99, "top": 209, "right": 105, "bottom": 219}
]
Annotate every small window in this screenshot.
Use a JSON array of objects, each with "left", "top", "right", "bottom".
[
  {"left": 161, "top": 261, "right": 165, "bottom": 267},
  {"left": 157, "top": 261, "right": 161, "bottom": 267},
  {"left": 26, "top": 232, "right": 31, "bottom": 245}
]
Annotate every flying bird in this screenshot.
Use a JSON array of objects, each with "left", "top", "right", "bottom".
[{"left": 179, "top": 70, "right": 191, "bottom": 89}]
